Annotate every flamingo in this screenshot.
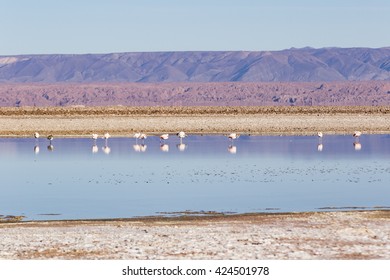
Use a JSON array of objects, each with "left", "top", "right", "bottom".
[
  {"left": 317, "top": 132, "right": 323, "bottom": 146},
  {"left": 103, "top": 132, "right": 110, "bottom": 145},
  {"left": 92, "top": 133, "right": 98, "bottom": 140},
  {"left": 139, "top": 133, "right": 147, "bottom": 144},
  {"left": 47, "top": 135, "right": 53, "bottom": 144},
  {"left": 228, "top": 133, "right": 239, "bottom": 141},
  {"left": 177, "top": 131, "right": 186, "bottom": 144},
  {"left": 353, "top": 131, "right": 362, "bottom": 140},
  {"left": 134, "top": 132, "right": 141, "bottom": 139},
  {"left": 34, "top": 132, "right": 40, "bottom": 140},
  {"left": 160, "top": 134, "right": 169, "bottom": 143}
]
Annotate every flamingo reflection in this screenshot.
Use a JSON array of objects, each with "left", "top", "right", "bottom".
[
  {"left": 34, "top": 145, "right": 40, "bottom": 154},
  {"left": 102, "top": 145, "right": 111, "bottom": 154},
  {"left": 160, "top": 144, "right": 169, "bottom": 152},
  {"left": 228, "top": 145, "right": 237, "bottom": 154},
  {"left": 133, "top": 144, "right": 147, "bottom": 152},
  {"left": 353, "top": 142, "right": 362, "bottom": 151},
  {"left": 317, "top": 143, "right": 323, "bottom": 152},
  {"left": 92, "top": 145, "right": 98, "bottom": 153},
  {"left": 176, "top": 143, "right": 187, "bottom": 152}
]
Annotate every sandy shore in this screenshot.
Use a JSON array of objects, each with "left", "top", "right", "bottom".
[
  {"left": 1, "top": 211, "right": 389, "bottom": 260},
  {"left": 0, "top": 106, "right": 390, "bottom": 136}
]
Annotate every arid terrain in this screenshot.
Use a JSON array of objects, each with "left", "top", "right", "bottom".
[
  {"left": 0, "top": 106, "right": 390, "bottom": 137},
  {"left": 1, "top": 211, "right": 389, "bottom": 259},
  {"left": 0, "top": 81, "right": 390, "bottom": 107}
]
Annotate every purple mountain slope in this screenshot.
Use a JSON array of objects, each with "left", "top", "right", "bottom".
[{"left": 1, "top": 47, "right": 390, "bottom": 83}]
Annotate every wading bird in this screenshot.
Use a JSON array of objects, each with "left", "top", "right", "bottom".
[
  {"left": 103, "top": 132, "right": 110, "bottom": 145},
  {"left": 160, "top": 134, "right": 169, "bottom": 142},
  {"left": 139, "top": 133, "right": 147, "bottom": 144},
  {"left": 92, "top": 133, "right": 98, "bottom": 140},
  {"left": 34, "top": 132, "right": 40, "bottom": 140},
  {"left": 228, "top": 133, "right": 239, "bottom": 141},
  {"left": 177, "top": 131, "right": 186, "bottom": 144},
  {"left": 353, "top": 131, "right": 362, "bottom": 140}
]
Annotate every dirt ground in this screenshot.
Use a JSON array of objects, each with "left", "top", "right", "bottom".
[
  {"left": 0, "top": 106, "right": 389, "bottom": 136},
  {"left": 1, "top": 211, "right": 389, "bottom": 260}
]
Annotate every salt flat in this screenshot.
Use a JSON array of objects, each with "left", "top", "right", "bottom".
[{"left": 1, "top": 211, "right": 389, "bottom": 259}]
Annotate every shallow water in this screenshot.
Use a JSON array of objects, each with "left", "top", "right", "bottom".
[{"left": 1, "top": 134, "right": 390, "bottom": 221}]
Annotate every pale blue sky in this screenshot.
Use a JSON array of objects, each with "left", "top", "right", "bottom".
[{"left": 1, "top": 0, "right": 389, "bottom": 55}]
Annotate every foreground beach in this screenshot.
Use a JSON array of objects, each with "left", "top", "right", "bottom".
[
  {"left": 1, "top": 211, "right": 389, "bottom": 259},
  {"left": 0, "top": 106, "right": 390, "bottom": 136}
]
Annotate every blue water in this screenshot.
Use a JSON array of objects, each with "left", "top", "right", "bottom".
[{"left": 1, "top": 134, "right": 389, "bottom": 221}]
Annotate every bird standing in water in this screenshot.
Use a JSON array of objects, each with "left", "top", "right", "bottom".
[{"left": 177, "top": 131, "right": 186, "bottom": 144}]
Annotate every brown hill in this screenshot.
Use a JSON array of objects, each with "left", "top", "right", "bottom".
[{"left": 1, "top": 81, "right": 389, "bottom": 107}]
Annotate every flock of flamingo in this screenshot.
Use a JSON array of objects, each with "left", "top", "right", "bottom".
[
  {"left": 32, "top": 131, "right": 362, "bottom": 154},
  {"left": 317, "top": 130, "right": 362, "bottom": 151}
]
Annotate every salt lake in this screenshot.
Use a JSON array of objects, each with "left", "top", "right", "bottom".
[{"left": 1, "top": 134, "right": 389, "bottom": 221}]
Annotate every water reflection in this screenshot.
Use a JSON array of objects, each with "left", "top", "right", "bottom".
[
  {"left": 228, "top": 145, "right": 237, "bottom": 154},
  {"left": 47, "top": 144, "right": 54, "bottom": 151},
  {"left": 34, "top": 145, "right": 40, "bottom": 154},
  {"left": 133, "top": 144, "right": 147, "bottom": 152},
  {"left": 354, "top": 142, "right": 362, "bottom": 151},
  {"left": 317, "top": 143, "right": 323, "bottom": 152},
  {"left": 160, "top": 144, "right": 169, "bottom": 152},
  {"left": 92, "top": 145, "right": 98, "bottom": 153},
  {"left": 176, "top": 143, "right": 187, "bottom": 152},
  {"left": 2, "top": 134, "right": 390, "bottom": 221},
  {"left": 102, "top": 145, "right": 111, "bottom": 154}
]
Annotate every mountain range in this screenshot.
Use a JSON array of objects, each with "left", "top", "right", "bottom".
[{"left": 1, "top": 47, "right": 390, "bottom": 83}]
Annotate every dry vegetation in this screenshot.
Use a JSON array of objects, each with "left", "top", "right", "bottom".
[{"left": 1, "top": 105, "right": 390, "bottom": 116}]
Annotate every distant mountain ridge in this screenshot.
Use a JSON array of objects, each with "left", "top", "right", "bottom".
[{"left": 1, "top": 47, "right": 390, "bottom": 83}]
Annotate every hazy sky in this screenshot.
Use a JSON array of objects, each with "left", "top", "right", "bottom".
[{"left": 1, "top": 0, "right": 389, "bottom": 55}]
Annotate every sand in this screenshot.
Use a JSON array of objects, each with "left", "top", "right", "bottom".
[
  {"left": 1, "top": 211, "right": 389, "bottom": 260},
  {"left": 0, "top": 106, "right": 390, "bottom": 136}
]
